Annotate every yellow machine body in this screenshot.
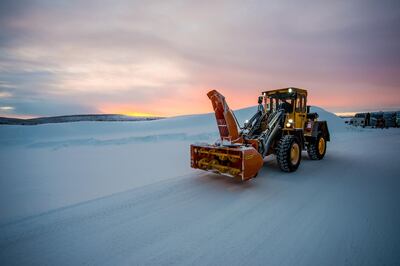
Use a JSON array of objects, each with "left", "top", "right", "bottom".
[{"left": 190, "top": 87, "right": 330, "bottom": 180}]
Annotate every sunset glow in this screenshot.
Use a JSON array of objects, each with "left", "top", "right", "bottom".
[
  {"left": 0, "top": 1, "right": 399, "bottom": 118},
  {"left": 98, "top": 105, "right": 161, "bottom": 117}
]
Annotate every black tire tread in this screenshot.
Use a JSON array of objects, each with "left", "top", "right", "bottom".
[
  {"left": 307, "top": 141, "right": 319, "bottom": 160},
  {"left": 307, "top": 135, "right": 326, "bottom": 160},
  {"left": 276, "top": 135, "right": 300, "bottom": 172}
]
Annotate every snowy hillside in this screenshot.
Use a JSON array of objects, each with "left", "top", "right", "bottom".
[
  {"left": 0, "top": 106, "right": 344, "bottom": 148},
  {"left": 0, "top": 106, "right": 399, "bottom": 265},
  {"left": 0, "top": 114, "right": 162, "bottom": 125}
]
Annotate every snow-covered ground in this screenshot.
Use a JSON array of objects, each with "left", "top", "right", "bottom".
[{"left": 0, "top": 107, "right": 399, "bottom": 265}]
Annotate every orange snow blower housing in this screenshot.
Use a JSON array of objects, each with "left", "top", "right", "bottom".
[{"left": 190, "top": 88, "right": 330, "bottom": 181}]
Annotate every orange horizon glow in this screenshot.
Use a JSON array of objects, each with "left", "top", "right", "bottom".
[
  {"left": 92, "top": 85, "right": 400, "bottom": 119},
  {"left": 2, "top": 100, "right": 399, "bottom": 120},
  {"left": 122, "top": 112, "right": 160, "bottom": 117},
  {"left": 0, "top": 113, "right": 37, "bottom": 119},
  {"left": 98, "top": 105, "right": 163, "bottom": 117}
]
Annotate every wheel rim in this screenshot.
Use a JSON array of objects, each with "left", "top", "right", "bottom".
[
  {"left": 290, "top": 143, "right": 300, "bottom": 165},
  {"left": 318, "top": 137, "right": 325, "bottom": 155}
]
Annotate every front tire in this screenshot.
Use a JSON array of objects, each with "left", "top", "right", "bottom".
[
  {"left": 307, "top": 135, "right": 326, "bottom": 160},
  {"left": 276, "top": 135, "right": 301, "bottom": 172}
]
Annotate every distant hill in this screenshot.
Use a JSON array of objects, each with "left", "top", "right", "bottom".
[{"left": 0, "top": 114, "right": 164, "bottom": 125}]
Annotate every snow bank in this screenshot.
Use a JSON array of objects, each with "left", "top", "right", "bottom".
[{"left": 310, "top": 106, "right": 346, "bottom": 133}]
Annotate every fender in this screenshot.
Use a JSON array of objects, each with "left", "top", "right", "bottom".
[{"left": 311, "top": 121, "right": 330, "bottom": 141}]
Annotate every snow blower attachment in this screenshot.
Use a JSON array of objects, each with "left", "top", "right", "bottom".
[
  {"left": 191, "top": 143, "right": 264, "bottom": 181},
  {"left": 191, "top": 90, "right": 263, "bottom": 180},
  {"left": 190, "top": 88, "right": 330, "bottom": 181}
]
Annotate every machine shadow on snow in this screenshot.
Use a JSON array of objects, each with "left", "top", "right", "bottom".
[
  {"left": 191, "top": 172, "right": 256, "bottom": 190},
  {"left": 191, "top": 150, "right": 336, "bottom": 188}
]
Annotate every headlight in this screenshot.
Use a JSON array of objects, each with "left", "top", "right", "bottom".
[
  {"left": 286, "top": 122, "right": 292, "bottom": 127},
  {"left": 288, "top": 88, "right": 293, "bottom": 93},
  {"left": 288, "top": 119, "right": 293, "bottom": 123}
]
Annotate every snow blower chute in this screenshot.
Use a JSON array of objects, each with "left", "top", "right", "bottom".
[{"left": 190, "top": 88, "right": 330, "bottom": 181}]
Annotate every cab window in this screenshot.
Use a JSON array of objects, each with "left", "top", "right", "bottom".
[{"left": 295, "top": 97, "right": 302, "bottom": 112}]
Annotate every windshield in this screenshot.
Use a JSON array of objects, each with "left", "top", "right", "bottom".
[{"left": 266, "top": 97, "right": 294, "bottom": 113}]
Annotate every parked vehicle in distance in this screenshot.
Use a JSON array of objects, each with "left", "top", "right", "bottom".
[
  {"left": 349, "top": 111, "right": 399, "bottom": 128},
  {"left": 370, "top": 112, "right": 384, "bottom": 128},
  {"left": 383, "top": 112, "right": 396, "bottom": 128},
  {"left": 350, "top": 113, "right": 370, "bottom": 127}
]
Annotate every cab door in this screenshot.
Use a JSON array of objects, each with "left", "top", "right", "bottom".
[{"left": 294, "top": 93, "right": 307, "bottom": 129}]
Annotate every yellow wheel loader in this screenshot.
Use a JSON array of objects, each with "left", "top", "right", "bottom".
[{"left": 190, "top": 88, "right": 330, "bottom": 181}]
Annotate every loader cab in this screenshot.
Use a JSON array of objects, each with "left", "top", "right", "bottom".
[{"left": 263, "top": 87, "right": 308, "bottom": 129}]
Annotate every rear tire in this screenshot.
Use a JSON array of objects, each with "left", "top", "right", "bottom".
[
  {"left": 276, "top": 135, "right": 301, "bottom": 172},
  {"left": 307, "top": 135, "right": 326, "bottom": 160}
]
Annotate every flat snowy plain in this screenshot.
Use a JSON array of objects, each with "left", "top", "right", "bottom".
[{"left": 0, "top": 107, "right": 399, "bottom": 265}]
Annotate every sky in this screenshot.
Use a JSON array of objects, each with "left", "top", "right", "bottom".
[{"left": 0, "top": 0, "right": 399, "bottom": 118}]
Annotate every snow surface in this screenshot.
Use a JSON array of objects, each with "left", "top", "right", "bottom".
[{"left": 0, "top": 106, "right": 399, "bottom": 265}]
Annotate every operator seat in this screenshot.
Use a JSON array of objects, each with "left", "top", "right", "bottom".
[{"left": 279, "top": 101, "right": 293, "bottom": 113}]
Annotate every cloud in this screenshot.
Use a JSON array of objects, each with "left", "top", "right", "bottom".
[
  {"left": 0, "top": 0, "right": 399, "bottom": 116},
  {"left": 0, "top": 97, "right": 97, "bottom": 117},
  {"left": 0, "top": 91, "right": 12, "bottom": 98},
  {"left": 0, "top": 106, "right": 13, "bottom": 110}
]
